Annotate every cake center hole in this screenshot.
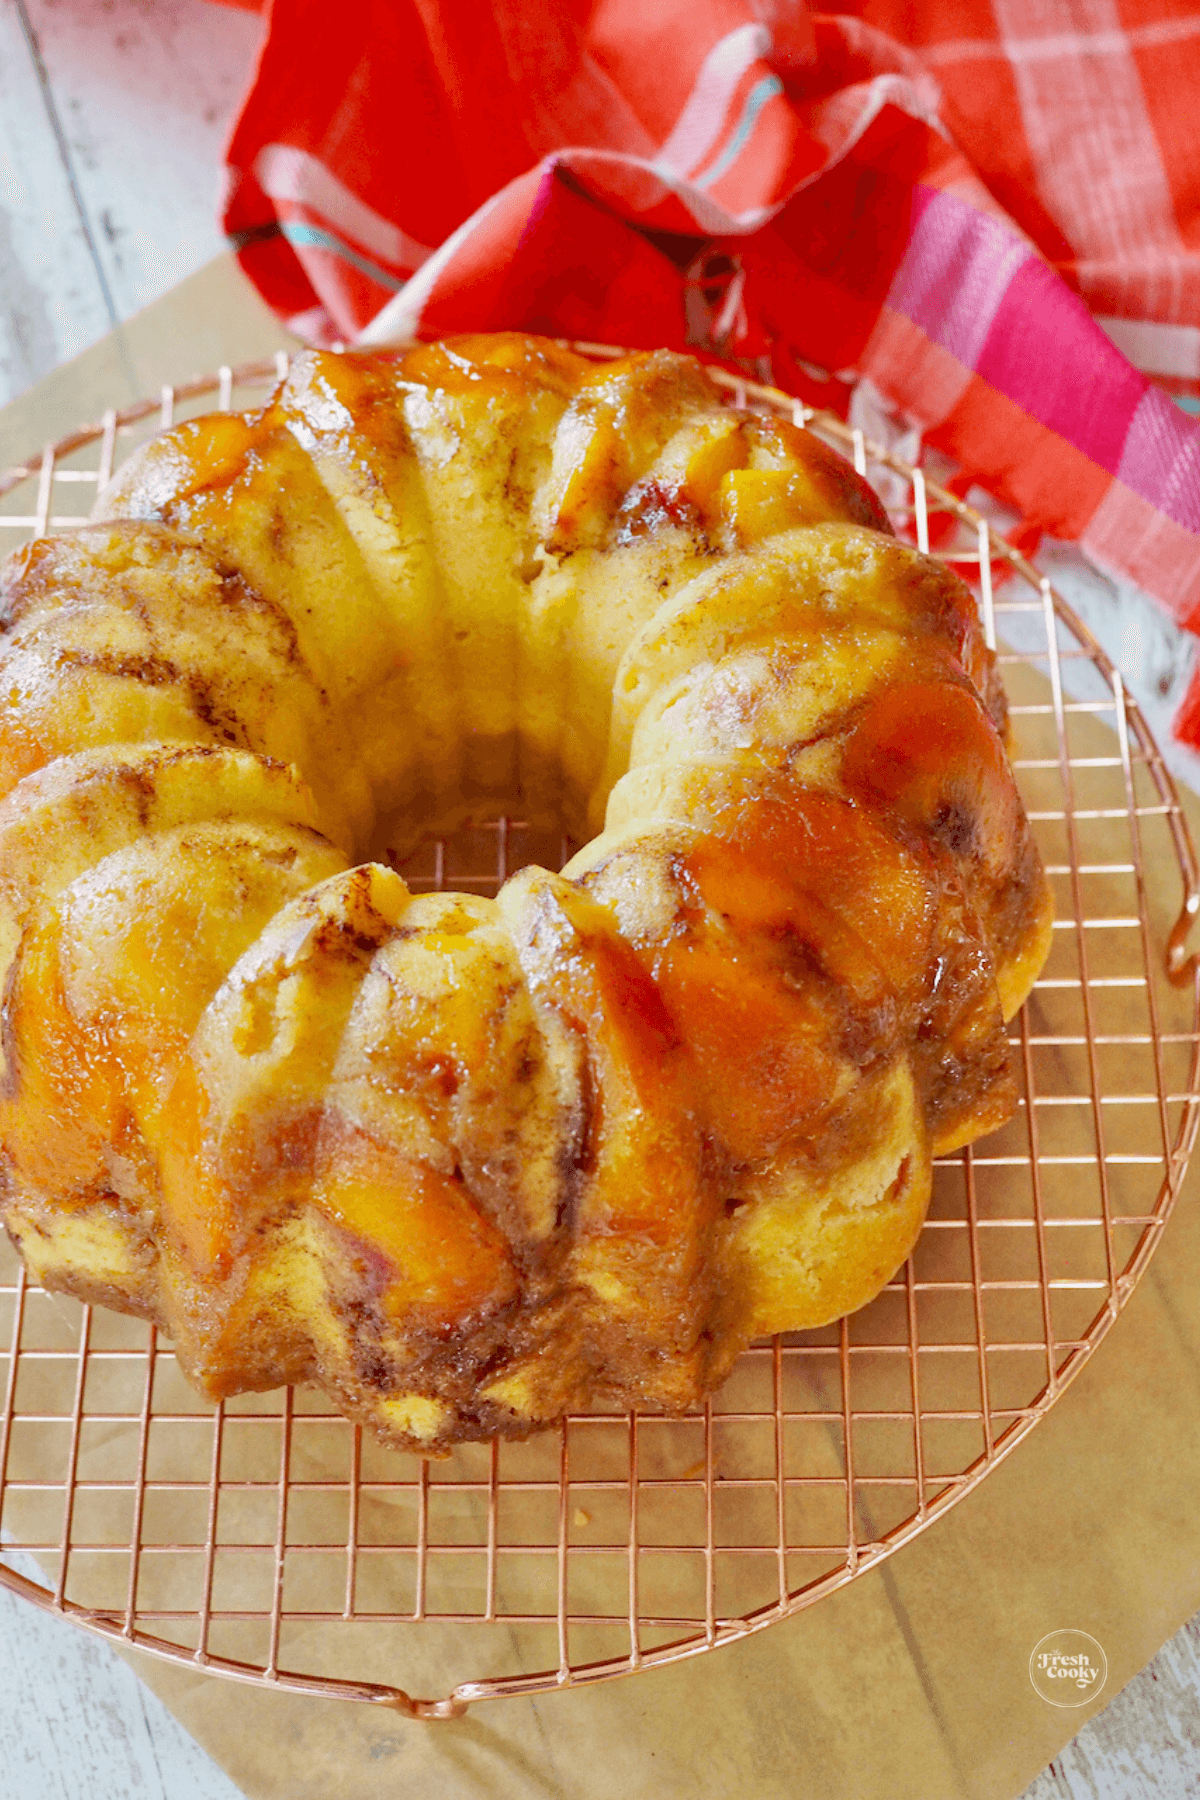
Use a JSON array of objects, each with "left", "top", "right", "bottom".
[{"left": 384, "top": 813, "right": 579, "bottom": 898}]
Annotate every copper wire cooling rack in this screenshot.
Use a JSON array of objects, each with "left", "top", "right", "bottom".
[{"left": 1, "top": 351, "right": 1199, "bottom": 1718}]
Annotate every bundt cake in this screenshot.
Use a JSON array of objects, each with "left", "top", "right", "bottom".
[{"left": 0, "top": 335, "right": 1052, "bottom": 1452}]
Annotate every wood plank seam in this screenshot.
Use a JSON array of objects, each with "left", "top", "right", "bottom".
[{"left": 11, "top": 0, "right": 120, "bottom": 332}]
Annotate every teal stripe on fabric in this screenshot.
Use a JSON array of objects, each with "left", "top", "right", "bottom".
[
  {"left": 280, "top": 222, "right": 405, "bottom": 291},
  {"left": 694, "top": 74, "right": 784, "bottom": 192}
]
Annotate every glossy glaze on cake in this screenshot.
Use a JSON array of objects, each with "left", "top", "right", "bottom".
[{"left": 0, "top": 336, "right": 1052, "bottom": 1451}]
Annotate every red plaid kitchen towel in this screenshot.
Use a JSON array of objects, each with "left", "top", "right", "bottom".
[{"left": 220, "top": 0, "right": 1200, "bottom": 740}]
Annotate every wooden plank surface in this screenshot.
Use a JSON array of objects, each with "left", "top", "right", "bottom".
[
  {"left": 21, "top": 0, "right": 262, "bottom": 321},
  {"left": 0, "top": 1554, "right": 244, "bottom": 1800},
  {"left": 0, "top": 0, "right": 261, "bottom": 409},
  {"left": 0, "top": 0, "right": 116, "bottom": 401}
]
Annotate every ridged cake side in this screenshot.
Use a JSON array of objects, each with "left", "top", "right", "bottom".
[{"left": 0, "top": 336, "right": 1052, "bottom": 1451}]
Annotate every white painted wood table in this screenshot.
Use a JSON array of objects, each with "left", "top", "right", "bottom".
[{"left": 1, "top": 1, "right": 1199, "bottom": 1793}]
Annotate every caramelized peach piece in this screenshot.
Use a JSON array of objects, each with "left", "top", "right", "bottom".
[
  {"left": 684, "top": 421, "right": 748, "bottom": 516},
  {"left": 2, "top": 818, "right": 343, "bottom": 1240},
  {"left": 694, "top": 782, "right": 937, "bottom": 991},
  {"left": 0, "top": 749, "right": 335, "bottom": 1223},
  {"left": 157, "top": 864, "right": 408, "bottom": 1281},
  {"left": 503, "top": 869, "right": 702, "bottom": 1248},
  {"left": 97, "top": 409, "right": 266, "bottom": 523},
  {"left": 543, "top": 350, "right": 727, "bottom": 552},
  {"left": 0, "top": 914, "right": 123, "bottom": 1198},
  {"left": 744, "top": 417, "right": 892, "bottom": 532},
  {"left": 719, "top": 468, "right": 813, "bottom": 542},
  {"left": 159, "top": 1055, "right": 232, "bottom": 1274},
  {"left": 650, "top": 932, "right": 853, "bottom": 1158},
  {"left": 545, "top": 403, "right": 625, "bottom": 552},
  {"left": 323, "top": 889, "right": 580, "bottom": 1251},
  {"left": 401, "top": 332, "right": 588, "bottom": 396},
  {"left": 316, "top": 1123, "right": 517, "bottom": 1324},
  {"left": 841, "top": 679, "right": 1026, "bottom": 880}
]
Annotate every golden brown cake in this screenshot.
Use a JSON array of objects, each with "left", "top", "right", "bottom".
[{"left": 0, "top": 335, "right": 1052, "bottom": 1451}]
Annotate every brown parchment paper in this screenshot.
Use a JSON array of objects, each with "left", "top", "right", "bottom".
[{"left": 4, "top": 257, "right": 1200, "bottom": 1800}]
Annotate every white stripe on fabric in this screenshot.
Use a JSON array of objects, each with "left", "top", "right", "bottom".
[
  {"left": 989, "top": 0, "right": 1183, "bottom": 316},
  {"left": 921, "top": 14, "right": 1200, "bottom": 68},
  {"left": 284, "top": 305, "right": 333, "bottom": 341},
  {"left": 651, "top": 61, "right": 946, "bottom": 236},
  {"left": 356, "top": 185, "right": 512, "bottom": 346},
  {"left": 1098, "top": 315, "right": 1200, "bottom": 380},
  {"left": 564, "top": 146, "right": 777, "bottom": 237},
  {"left": 694, "top": 74, "right": 785, "bottom": 190},
  {"left": 805, "top": 69, "right": 946, "bottom": 163},
  {"left": 252, "top": 144, "right": 434, "bottom": 274},
  {"left": 652, "top": 22, "right": 771, "bottom": 179}
]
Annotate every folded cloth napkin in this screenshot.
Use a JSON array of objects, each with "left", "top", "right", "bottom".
[{"left": 220, "top": 0, "right": 1200, "bottom": 742}]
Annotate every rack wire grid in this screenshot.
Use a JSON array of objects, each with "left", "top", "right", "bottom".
[{"left": 0, "top": 349, "right": 1198, "bottom": 1719}]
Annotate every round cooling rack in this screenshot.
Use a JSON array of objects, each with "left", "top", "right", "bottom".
[{"left": 1, "top": 350, "right": 1199, "bottom": 1719}]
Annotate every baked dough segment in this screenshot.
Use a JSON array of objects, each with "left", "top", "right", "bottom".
[
  {"left": 98, "top": 406, "right": 391, "bottom": 720},
  {"left": 312, "top": 888, "right": 588, "bottom": 1443},
  {"left": 96, "top": 394, "right": 421, "bottom": 856},
  {"left": 272, "top": 349, "right": 462, "bottom": 826},
  {"left": 497, "top": 866, "right": 717, "bottom": 1417},
  {"left": 599, "top": 523, "right": 1002, "bottom": 813},
  {"left": 395, "top": 338, "right": 577, "bottom": 809},
  {"left": 571, "top": 783, "right": 939, "bottom": 1340},
  {"left": 0, "top": 523, "right": 366, "bottom": 841},
  {"left": 0, "top": 746, "right": 345, "bottom": 1313},
  {"left": 600, "top": 519, "right": 1052, "bottom": 1124}
]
